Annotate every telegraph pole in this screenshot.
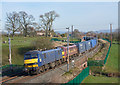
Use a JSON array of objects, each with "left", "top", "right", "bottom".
[
  {"left": 96, "top": 31, "right": 98, "bottom": 44},
  {"left": 110, "top": 24, "right": 112, "bottom": 46},
  {"left": 66, "top": 27, "right": 69, "bottom": 72},
  {"left": 85, "top": 32, "right": 86, "bottom": 41},
  {"left": 8, "top": 31, "right": 12, "bottom": 65},
  {"left": 71, "top": 25, "right": 73, "bottom": 42}
]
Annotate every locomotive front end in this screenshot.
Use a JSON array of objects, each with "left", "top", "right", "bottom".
[{"left": 24, "top": 51, "right": 39, "bottom": 74}]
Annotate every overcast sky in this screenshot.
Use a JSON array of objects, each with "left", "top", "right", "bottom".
[{"left": 1, "top": 2, "right": 118, "bottom": 32}]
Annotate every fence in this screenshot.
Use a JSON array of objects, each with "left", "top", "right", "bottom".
[
  {"left": 51, "top": 38, "right": 81, "bottom": 43},
  {"left": 104, "top": 44, "right": 111, "bottom": 64},
  {"left": 1, "top": 64, "right": 24, "bottom": 76},
  {"left": 51, "top": 38, "right": 61, "bottom": 41},
  {"left": 102, "top": 38, "right": 111, "bottom": 43},
  {"left": 0, "top": 64, "right": 23, "bottom": 70},
  {"left": 65, "top": 67, "right": 89, "bottom": 85}
]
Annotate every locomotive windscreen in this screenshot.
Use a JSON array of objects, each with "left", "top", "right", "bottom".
[{"left": 24, "top": 54, "right": 31, "bottom": 59}]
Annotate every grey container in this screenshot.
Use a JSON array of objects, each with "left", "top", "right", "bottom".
[
  {"left": 77, "top": 41, "right": 86, "bottom": 53},
  {"left": 85, "top": 40, "right": 92, "bottom": 50}
]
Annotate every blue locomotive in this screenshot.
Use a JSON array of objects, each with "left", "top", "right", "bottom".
[{"left": 24, "top": 37, "right": 98, "bottom": 74}]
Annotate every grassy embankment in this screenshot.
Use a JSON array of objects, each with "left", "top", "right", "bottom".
[
  {"left": 82, "top": 75, "right": 118, "bottom": 83},
  {"left": 83, "top": 42, "right": 119, "bottom": 83},
  {"left": 2, "top": 36, "right": 50, "bottom": 65}
]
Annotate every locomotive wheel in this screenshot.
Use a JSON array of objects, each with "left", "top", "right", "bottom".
[
  {"left": 45, "top": 64, "right": 49, "bottom": 71},
  {"left": 55, "top": 61, "right": 59, "bottom": 66},
  {"left": 29, "top": 70, "right": 32, "bottom": 75},
  {"left": 50, "top": 62, "right": 55, "bottom": 68},
  {"left": 59, "top": 59, "right": 62, "bottom": 65},
  {"left": 41, "top": 66, "right": 45, "bottom": 72},
  {"left": 36, "top": 68, "right": 41, "bottom": 74}
]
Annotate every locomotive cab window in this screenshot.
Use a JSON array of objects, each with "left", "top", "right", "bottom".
[
  {"left": 31, "top": 54, "right": 38, "bottom": 58},
  {"left": 24, "top": 54, "right": 31, "bottom": 59}
]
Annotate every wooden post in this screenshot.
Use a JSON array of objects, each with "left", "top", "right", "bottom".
[
  {"left": 110, "top": 24, "right": 112, "bottom": 46},
  {"left": 71, "top": 25, "right": 73, "bottom": 42}
]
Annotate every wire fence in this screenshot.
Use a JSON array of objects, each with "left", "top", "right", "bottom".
[
  {"left": 51, "top": 38, "right": 81, "bottom": 43},
  {"left": 0, "top": 64, "right": 24, "bottom": 77},
  {"left": 0, "top": 64, "right": 23, "bottom": 70}
]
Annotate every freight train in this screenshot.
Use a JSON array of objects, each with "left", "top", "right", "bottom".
[{"left": 24, "top": 37, "right": 98, "bottom": 74}]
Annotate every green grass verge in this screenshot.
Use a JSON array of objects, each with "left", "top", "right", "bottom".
[
  {"left": 83, "top": 41, "right": 119, "bottom": 83},
  {"left": 104, "top": 44, "right": 119, "bottom": 73},
  {"left": 82, "top": 75, "right": 118, "bottom": 83}
]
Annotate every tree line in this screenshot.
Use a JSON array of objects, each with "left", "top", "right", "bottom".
[{"left": 5, "top": 11, "right": 59, "bottom": 37}]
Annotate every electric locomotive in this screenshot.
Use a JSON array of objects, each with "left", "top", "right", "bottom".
[{"left": 24, "top": 48, "right": 64, "bottom": 74}]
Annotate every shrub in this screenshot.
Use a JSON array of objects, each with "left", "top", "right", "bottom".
[{"left": 31, "top": 37, "right": 54, "bottom": 50}]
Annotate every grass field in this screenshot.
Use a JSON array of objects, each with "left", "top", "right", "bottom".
[
  {"left": 83, "top": 42, "right": 119, "bottom": 83},
  {"left": 104, "top": 43, "right": 119, "bottom": 73},
  {"left": 2, "top": 36, "right": 51, "bottom": 65},
  {"left": 82, "top": 75, "right": 118, "bottom": 83}
]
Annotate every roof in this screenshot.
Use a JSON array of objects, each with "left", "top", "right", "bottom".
[
  {"left": 25, "top": 50, "right": 40, "bottom": 55},
  {"left": 36, "top": 30, "right": 45, "bottom": 33},
  {"left": 78, "top": 41, "right": 86, "bottom": 44},
  {"left": 60, "top": 45, "right": 77, "bottom": 48},
  {"left": 25, "top": 48, "right": 61, "bottom": 55},
  {"left": 41, "top": 48, "right": 61, "bottom": 54}
]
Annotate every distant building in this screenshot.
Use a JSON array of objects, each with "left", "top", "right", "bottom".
[
  {"left": 36, "top": 30, "right": 52, "bottom": 37},
  {"left": 36, "top": 31, "right": 45, "bottom": 36}
]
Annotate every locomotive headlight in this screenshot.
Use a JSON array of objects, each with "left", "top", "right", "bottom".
[
  {"left": 24, "top": 64, "right": 27, "bottom": 66},
  {"left": 24, "top": 68, "right": 28, "bottom": 71},
  {"left": 24, "top": 64, "right": 27, "bottom": 65}
]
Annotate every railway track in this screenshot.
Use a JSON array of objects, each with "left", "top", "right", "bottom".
[
  {"left": 0, "top": 71, "right": 27, "bottom": 83},
  {"left": 2, "top": 42, "right": 102, "bottom": 83},
  {"left": 8, "top": 62, "right": 68, "bottom": 83}
]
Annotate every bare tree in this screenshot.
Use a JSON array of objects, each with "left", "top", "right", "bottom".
[
  {"left": 19, "top": 11, "right": 35, "bottom": 37},
  {"left": 39, "top": 11, "right": 59, "bottom": 37},
  {"left": 48, "top": 11, "right": 59, "bottom": 36},
  {"left": 5, "top": 12, "right": 20, "bottom": 37},
  {"left": 33, "top": 22, "right": 40, "bottom": 31},
  {"left": 73, "top": 29, "right": 80, "bottom": 38}
]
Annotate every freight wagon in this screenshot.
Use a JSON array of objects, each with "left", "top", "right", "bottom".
[
  {"left": 85, "top": 40, "right": 92, "bottom": 51},
  {"left": 76, "top": 41, "right": 86, "bottom": 54},
  {"left": 59, "top": 45, "right": 78, "bottom": 61},
  {"left": 90, "top": 39, "right": 97, "bottom": 48}
]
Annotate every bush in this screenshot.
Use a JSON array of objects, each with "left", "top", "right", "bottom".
[
  {"left": 90, "top": 66, "right": 103, "bottom": 73},
  {"left": 31, "top": 37, "right": 54, "bottom": 50}
]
